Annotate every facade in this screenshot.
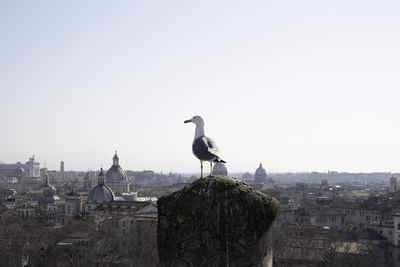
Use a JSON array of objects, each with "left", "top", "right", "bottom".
[
  {"left": 310, "top": 211, "right": 345, "bottom": 228},
  {"left": 0, "top": 156, "right": 40, "bottom": 178},
  {"left": 105, "top": 152, "right": 130, "bottom": 196},
  {"left": 65, "top": 191, "right": 83, "bottom": 217},
  {"left": 394, "top": 214, "right": 400, "bottom": 246},
  {"left": 330, "top": 201, "right": 381, "bottom": 228},
  {"left": 16, "top": 205, "right": 36, "bottom": 218},
  {"left": 376, "top": 223, "right": 394, "bottom": 244}
]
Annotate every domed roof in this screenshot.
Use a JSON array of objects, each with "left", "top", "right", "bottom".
[
  {"left": 87, "top": 168, "right": 115, "bottom": 204},
  {"left": 106, "top": 152, "right": 127, "bottom": 183},
  {"left": 241, "top": 172, "right": 253, "bottom": 180},
  {"left": 212, "top": 163, "right": 228, "bottom": 176},
  {"left": 254, "top": 163, "right": 267, "bottom": 183},
  {"left": 87, "top": 185, "right": 115, "bottom": 204}
]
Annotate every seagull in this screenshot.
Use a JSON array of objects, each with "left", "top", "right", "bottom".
[{"left": 184, "top": 115, "right": 226, "bottom": 178}]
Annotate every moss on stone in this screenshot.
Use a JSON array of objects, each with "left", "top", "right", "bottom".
[{"left": 157, "top": 175, "right": 279, "bottom": 267}]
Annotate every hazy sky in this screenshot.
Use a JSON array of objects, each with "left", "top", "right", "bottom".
[{"left": 1, "top": 1, "right": 400, "bottom": 173}]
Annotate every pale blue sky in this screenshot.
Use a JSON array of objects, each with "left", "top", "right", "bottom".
[{"left": 1, "top": 1, "right": 400, "bottom": 173}]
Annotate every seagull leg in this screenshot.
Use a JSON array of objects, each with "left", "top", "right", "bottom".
[
  {"left": 209, "top": 162, "right": 213, "bottom": 176},
  {"left": 200, "top": 161, "right": 203, "bottom": 178}
]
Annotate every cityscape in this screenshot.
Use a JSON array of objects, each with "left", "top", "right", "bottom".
[
  {"left": 1, "top": 154, "right": 400, "bottom": 266},
  {"left": 2, "top": 1, "right": 400, "bottom": 266}
]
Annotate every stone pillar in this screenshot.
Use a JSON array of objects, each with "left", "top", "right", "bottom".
[{"left": 157, "top": 175, "right": 279, "bottom": 267}]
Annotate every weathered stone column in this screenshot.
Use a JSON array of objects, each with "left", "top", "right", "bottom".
[{"left": 157, "top": 175, "right": 279, "bottom": 267}]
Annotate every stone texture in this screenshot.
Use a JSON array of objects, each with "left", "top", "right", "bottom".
[{"left": 157, "top": 175, "right": 279, "bottom": 267}]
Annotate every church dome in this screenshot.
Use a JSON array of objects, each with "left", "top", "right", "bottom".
[
  {"left": 241, "top": 172, "right": 253, "bottom": 180},
  {"left": 212, "top": 163, "right": 228, "bottom": 176},
  {"left": 106, "top": 152, "right": 127, "bottom": 183},
  {"left": 87, "top": 168, "right": 115, "bottom": 204},
  {"left": 254, "top": 163, "right": 267, "bottom": 183}
]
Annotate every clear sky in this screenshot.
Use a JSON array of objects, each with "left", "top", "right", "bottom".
[{"left": 1, "top": 1, "right": 400, "bottom": 173}]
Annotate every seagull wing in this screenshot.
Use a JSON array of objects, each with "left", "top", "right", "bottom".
[
  {"left": 192, "top": 136, "right": 220, "bottom": 161},
  {"left": 204, "top": 136, "right": 220, "bottom": 156}
]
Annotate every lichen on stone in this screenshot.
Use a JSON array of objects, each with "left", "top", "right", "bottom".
[{"left": 157, "top": 175, "right": 279, "bottom": 267}]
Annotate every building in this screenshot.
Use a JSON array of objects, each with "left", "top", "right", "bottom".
[
  {"left": 65, "top": 191, "right": 83, "bottom": 217},
  {"left": 39, "top": 170, "right": 63, "bottom": 211},
  {"left": 60, "top": 161, "right": 64, "bottom": 172},
  {"left": 394, "top": 214, "right": 400, "bottom": 246},
  {"left": 241, "top": 172, "right": 253, "bottom": 181},
  {"left": 391, "top": 176, "right": 397, "bottom": 193},
  {"left": 254, "top": 163, "right": 267, "bottom": 183},
  {"left": 0, "top": 156, "right": 40, "bottom": 178},
  {"left": 83, "top": 171, "right": 93, "bottom": 191},
  {"left": 212, "top": 163, "right": 228, "bottom": 176},
  {"left": 86, "top": 168, "right": 115, "bottom": 211},
  {"left": 16, "top": 204, "right": 36, "bottom": 218},
  {"left": 105, "top": 152, "right": 130, "bottom": 196}
]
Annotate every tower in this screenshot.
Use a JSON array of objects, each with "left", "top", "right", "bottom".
[
  {"left": 390, "top": 176, "right": 397, "bottom": 193},
  {"left": 60, "top": 161, "right": 64, "bottom": 172},
  {"left": 84, "top": 171, "right": 93, "bottom": 191}
]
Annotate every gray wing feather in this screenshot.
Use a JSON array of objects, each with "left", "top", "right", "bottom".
[
  {"left": 192, "top": 136, "right": 220, "bottom": 161},
  {"left": 205, "top": 137, "right": 220, "bottom": 156}
]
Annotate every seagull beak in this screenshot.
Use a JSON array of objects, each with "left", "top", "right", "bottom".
[{"left": 184, "top": 119, "right": 192, "bottom": 124}]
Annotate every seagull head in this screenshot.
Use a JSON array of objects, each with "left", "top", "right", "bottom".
[{"left": 184, "top": 115, "right": 204, "bottom": 126}]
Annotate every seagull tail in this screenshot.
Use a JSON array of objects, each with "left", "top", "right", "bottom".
[{"left": 214, "top": 157, "right": 226, "bottom": 164}]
